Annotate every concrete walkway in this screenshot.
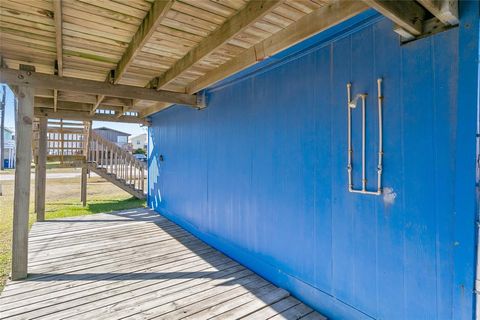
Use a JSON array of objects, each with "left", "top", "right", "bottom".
[{"left": 0, "top": 172, "right": 98, "bottom": 181}]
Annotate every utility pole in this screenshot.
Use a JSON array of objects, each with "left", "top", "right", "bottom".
[{"left": 0, "top": 85, "right": 6, "bottom": 170}]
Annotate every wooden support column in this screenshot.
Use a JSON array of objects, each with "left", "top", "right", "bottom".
[
  {"left": 11, "top": 86, "right": 34, "bottom": 280},
  {"left": 81, "top": 121, "right": 91, "bottom": 206},
  {"left": 35, "top": 117, "right": 47, "bottom": 221},
  {"left": 81, "top": 164, "right": 87, "bottom": 207}
]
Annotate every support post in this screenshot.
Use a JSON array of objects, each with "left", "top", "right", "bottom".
[
  {"left": 81, "top": 164, "right": 87, "bottom": 207},
  {"left": 0, "top": 85, "right": 6, "bottom": 170},
  {"left": 11, "top": 86, "right": 34, "bottom": 280},
  {"left": 36, "top": 117, "right": 47, "bottom": 221}
]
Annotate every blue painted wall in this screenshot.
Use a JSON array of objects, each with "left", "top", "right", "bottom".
[{"left": 148, "top": 3, "right": 479, "bottom": 319}]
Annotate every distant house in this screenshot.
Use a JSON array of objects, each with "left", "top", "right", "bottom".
[
  {"left": 2, "top": 127, "right": 15, "bottom": 168},
  {"left": 93, "top": 127, "right": 130, "bottom": 148},
  {"left": 129, "top": 133, "right": 147, "bottom": 151}
]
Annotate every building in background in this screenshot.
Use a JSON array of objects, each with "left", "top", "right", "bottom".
[
  {"left": 93, "top": 127, "right": 130, "bottom": 149},
  {"left": 129, "top": 133, "right": 147, "bottom": 152},
  {"left": 2, "top": 127, "right": 15, "bottom": 168}
]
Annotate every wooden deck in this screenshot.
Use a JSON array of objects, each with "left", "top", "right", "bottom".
[{"left": 0, "top": 208, "right": 326, "bottom": 320}]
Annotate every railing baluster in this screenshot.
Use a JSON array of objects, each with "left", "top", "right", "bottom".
[
  {"left": 95, "top": 140, "right": 99, "bottom": 165},
  {"left": 88, "top": 131, "right": 144, "bottom": 196},
  {"left": 130, "top": 160, "right": 132, "bottom": 185}
]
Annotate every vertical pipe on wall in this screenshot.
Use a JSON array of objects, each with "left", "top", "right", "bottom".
[
  {"left": 361, "top": 94, "right": 367, "bottom": 192},
  {"left": 377, "top": 78, "right": 383, "bottom": 192},
  {"left": 347, "top": 83, "right": 353, "bottom": 191},
  {"left": 347, "top": 81, "right": 381, "bottom": 196}
]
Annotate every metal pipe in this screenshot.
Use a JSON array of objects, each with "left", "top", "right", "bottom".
[
  {"left": 347, "top": 83, "right": 353, "bottom": 191},
  {"left": 361, "top": 94, "right": 367, "bottom": 192},
  {"left": 346, "top": 80, "right": 383, "bottom": 196},
  {"left": 350, "top": 189, "right": 381, "bottom": 196},
  {"left": 377, "top": 78, "right": 383, "bottom": 193}
]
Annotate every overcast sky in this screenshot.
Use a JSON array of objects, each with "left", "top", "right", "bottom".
[{"left": 1, "top": 85, "right": 147, "bottom": 137}]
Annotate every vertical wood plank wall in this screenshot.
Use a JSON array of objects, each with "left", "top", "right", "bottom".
[{"left": 148, "top": 5, "right": 479, "bottom": 319}]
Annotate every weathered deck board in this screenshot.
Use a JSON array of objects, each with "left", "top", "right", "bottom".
[{"left": 0, "top": 208, "right": 326, "bottom": 319}]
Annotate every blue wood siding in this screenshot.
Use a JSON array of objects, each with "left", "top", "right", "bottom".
[{"left": 148, "top": 4, "right": 479, "bottom": 319}]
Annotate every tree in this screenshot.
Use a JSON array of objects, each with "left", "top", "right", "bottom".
[{"left": 133, "top": 148, "right": 146, "bottom": 155}]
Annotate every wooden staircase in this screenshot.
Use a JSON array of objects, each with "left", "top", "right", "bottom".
[
  {"left": 87, "top": 131, "right": 146, "bottom": 199},
  {"left": 33, "top": 119, "right": 146, "bottom": 200},
  {"left": 33, "top": 119, "right": 90, "bottom": 167}
]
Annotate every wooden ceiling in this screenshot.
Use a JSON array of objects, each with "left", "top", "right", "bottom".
[{"left": 0, "top": 0, "right": 458, "bottom": 123}]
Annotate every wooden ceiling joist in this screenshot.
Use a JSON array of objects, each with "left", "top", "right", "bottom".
[
  {"left": 416, "top": 0, "right": 458, "bottom": 25},
  {"left": 0, "top": 68, "right": 200, "bottom": 107},
  {"left": 361, "top": 0, "right": 459, "bottom": 40},
  {"left": 53, "top": 0, "right": 63, "bottom": 112},
  {"left": 115, "top": 0, "right": 174, "bottom": 83},
  {"left": 140, "top": 0, "right": 369, "bottom": 117},
  {"left": 189, "top": 0, "right": 368, "bottom": 94},
  {"left": 35, "top": 108, "right": 149, "bottom": 125},
  {"left": 35, "top": 97, "right": 123, "bottom": 113},
  {"left": 93, "top": 0, "right": 174, "bottom": 116},
  {"left": 360, "top": 0, "right": 426, "bottom": 37},
  {"left": 2, "top": 0, "right": 457, "bottom": 122},
  {"left": 153, "top": 0, "right": 283, "bottom": 91}
]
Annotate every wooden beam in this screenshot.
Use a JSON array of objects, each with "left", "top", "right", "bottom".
[
  {"left": 53, "top": 0, "right": 63, "bottom": 112},
  {"left": 116, "top": 106, "right": 126, "bottom": 119},
  {"left": 11, "top": 86, "right": 34, "bottom": 281},
  {"left": 53, "top": 1, "right": 63, "bottom": 77},
  {"left": 54, "top": 90, "right": 58, "bottom": 112},
  {"left": 184, "top": 1, "right": 368, "bottom": 93},
  {"left": 35, "top": 108, "right": 150, "bottom": 125},
  {"left": 0, "top": 68, "right": 199, "bottom": 107},
  {"left": 154, "top": 0, "right": 282, "bottom": 90},
  {"left": 81, "top": 165, "right": 87, "bottom": 207},
  {"left": 94, "top": 1, "right": 173, "bottom": 113},
  {"left": 360, "top": 0, "right": 426, "bottom": 36},
  {"left": 140, "top": 1, "right": 368, "bottom": 117},
  {"left": 417, "top": 0, "right": 458, "bottom": 25},
  {"left": 35, "top": 117, "right": 47, "bottom": 222},
  {"left": 35, "top": 97, "right": 122, "bottom": 113},
  {"left": 55, "top": 93, "right": 133, "bottom": 107},
  {"left": 102, "top": 97, "right": 133, "bottom": 107},
  {"left": 90, "top": 95, "right": 103, "bottom": 115},
  {"left": 115, "top": 0, "right": 174, "bottom": 82}
]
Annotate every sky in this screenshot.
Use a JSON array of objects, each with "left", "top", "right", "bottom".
[{"left": 1, "top": 84, "right": 147, "bottom": 137}]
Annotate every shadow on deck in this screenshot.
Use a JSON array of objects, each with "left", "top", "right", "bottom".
[{"left": 0, "top": 208, "right": 326, "bottom": 320}]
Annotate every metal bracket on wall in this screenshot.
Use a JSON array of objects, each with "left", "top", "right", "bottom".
[{"left": 347, "top": 78, "right": 383, "bottom": 196}]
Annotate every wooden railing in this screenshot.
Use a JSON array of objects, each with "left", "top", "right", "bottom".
[
  {"left": 88, "top": 131, "right": 145, "bottom": 193},
  {"left": 33, "top": 119, "right": 90, "bottom": 164}
]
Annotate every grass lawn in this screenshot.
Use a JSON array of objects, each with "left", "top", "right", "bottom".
[{"left": 0, "top": 167, "right": 146, "bottom": 291}]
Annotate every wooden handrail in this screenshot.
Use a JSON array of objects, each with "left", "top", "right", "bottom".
[
  {"left": 32, "top": 120, "right": 146, "bottom": 195},
  {"left": 88, "top": 131, "right": 145, "bottom": 193}
]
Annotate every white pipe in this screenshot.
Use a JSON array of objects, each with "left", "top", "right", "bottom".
[
  {"left": 361, "top": 94, "right": 367, "bottom": 192},
  {"left": 347, "top": 83, "right": 353, "bottom": 191},
  {"left": 346, "top": 79, "right": 383, "bottom": 196},
  {"left": 377, "top": 78, "right": 383, "bottom": 193},
  {"left": 350, "top": 189, "right": 381, "bottom": 196}
]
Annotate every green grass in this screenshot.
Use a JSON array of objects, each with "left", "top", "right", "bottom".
[{"left": 46, "top": 198, "right": 146, "bottom": 219}]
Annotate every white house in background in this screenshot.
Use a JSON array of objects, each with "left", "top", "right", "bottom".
[
  {"left": 129, "top": 133, "right": 147, "bottom": 151},
  {"left": 93, "top": 127, "right": 131, "bottom": 149},
  {"left": 2, "top": 127, "right": 15, "bottom": 168}
]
